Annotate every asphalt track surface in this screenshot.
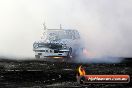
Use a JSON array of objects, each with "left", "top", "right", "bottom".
[{"left": 0, "top": 58, "right": 132, "bottom": 88}]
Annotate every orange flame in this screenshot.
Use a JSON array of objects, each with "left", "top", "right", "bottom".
[{"left": 78, "top": 65, "right": 86, "bottom": 76}]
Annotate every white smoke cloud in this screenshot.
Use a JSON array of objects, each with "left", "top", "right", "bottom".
[{"left": 0, "top": 0, "right": 132, "bottom": 59}]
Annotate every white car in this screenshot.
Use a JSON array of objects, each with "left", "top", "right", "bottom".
[{"left": 33, "top": 26, "right": 83, "bottom": 61}]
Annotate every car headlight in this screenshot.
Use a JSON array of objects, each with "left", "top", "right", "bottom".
[{"left": 33, "top": 43, "right": 38, "bottom": 49}]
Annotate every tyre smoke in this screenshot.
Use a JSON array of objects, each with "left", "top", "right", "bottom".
[{"left": 0, "top": 0, "right": 132, "bottom": 62}]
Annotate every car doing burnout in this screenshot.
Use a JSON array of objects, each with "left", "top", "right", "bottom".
[{"left": 33, "top": 25, "right": 83, "bottom": 61}]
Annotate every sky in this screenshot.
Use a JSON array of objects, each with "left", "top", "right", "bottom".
[{"left": 0, "top": 0, "right": 132, "bottom": 58}]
